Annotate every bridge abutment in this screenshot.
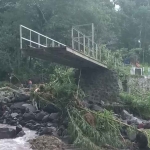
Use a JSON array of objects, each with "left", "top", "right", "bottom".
[{"left": 76, "top": 68, "right": 121, "bottom": 103}]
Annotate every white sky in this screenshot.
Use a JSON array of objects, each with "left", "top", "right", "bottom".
[{"left": 110, "top": 0, "right": 120, "bottom": 11}]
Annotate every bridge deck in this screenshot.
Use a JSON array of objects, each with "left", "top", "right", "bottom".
[{"left": 22, "top": 47, "right": 107, "bottom": 69}]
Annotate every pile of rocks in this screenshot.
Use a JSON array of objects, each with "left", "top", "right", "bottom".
[
  {"left": 0, "top": 89, "right": 70, "bottom": 142},
  {"left": 1, "top": 88, "right": 150, "bottom": 150}
]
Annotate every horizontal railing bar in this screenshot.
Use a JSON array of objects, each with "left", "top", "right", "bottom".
[
  {"left": 72, "top": 39, "right": 93, "bottom": 49},
  {"left": 72, "top": 39, "right": 97, "bottom": 50},
  {"left": 20, "top": 25, "right": 66, "bottom": 46},
  {"left": 72, "top": 37, "right": 97, "bottom": 46},
  {"left": 21, "top": 37, "right": 47, "bottom": 48}
]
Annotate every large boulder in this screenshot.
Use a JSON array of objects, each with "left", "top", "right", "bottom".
[
  {"left": 49, "top": 113, "right": 59, "bottom": 121},
  {"left": 23, "top": 112, "right": 35, "bottom": 121},
  {"left": 43, "top": 104, "right": 60, "bottom": 114},
  {"left": 16, "top": 124, "right": 23, "bottom": 135},
  {"left": 89, "top": 104, "right": 103, "bottom": 112},
  {"left": 16, "top": 130, "right": 25, "bottom": 137},
  {"left": 11, "top": 113, "right": 19, "bottom": 118},
  {"left": 0, "top": 128, "right": 16, "bottom": 139},
  {"left": 136, "top": 132, "right": 150, "bottom": 149},
  {"left": 39, "top": 127, "right": 56, "bottom": 136},
  {"left": 42, "top": 115, "right": 50, "bottom": 122},
  {"left": 13, "top": 92, "right": 30, "bottom": 102},
  {"left": 10, "top": 102, "right": 36, "bottom": 114},
  {"left": 35, "top": 111, "right": 47, "bottom": 121},
  {"left": 22, "top": 104, "right": 36, "bottom": 113},
  {"left": 10, "top": 102, "right": 25, "bottom": 113}
]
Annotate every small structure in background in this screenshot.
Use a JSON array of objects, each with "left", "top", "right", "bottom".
[
  {"left": 130, "top": 61, "right": 143, "bottom": 76},
  {"left": 130, "top": 67, "right": 143, "bottom": 76}
]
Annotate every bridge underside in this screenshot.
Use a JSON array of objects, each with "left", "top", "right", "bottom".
[{"left": 22, "top": 47, "right": 107, "bottom": 69}]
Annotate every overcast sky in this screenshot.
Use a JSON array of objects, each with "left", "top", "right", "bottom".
[{"left": 110, "top": 0, "right": 120, "bottom": 11}]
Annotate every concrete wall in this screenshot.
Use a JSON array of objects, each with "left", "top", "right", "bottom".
[
  {"left": 128, "top": 77, "right": 150, "bottom": 93},
  {"left": 75, "top": 68, "right": 121, "bottom": 103}
]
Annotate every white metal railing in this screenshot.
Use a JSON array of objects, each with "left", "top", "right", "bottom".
[
  {"left": 20, "top": 25, "right": 66, "bottom": 49},
  {"left": 20, "top": 25, "right": 124, "bottom": 68},
  {"left": 72, "top": 27, "right": 98, "bottom": 60}
]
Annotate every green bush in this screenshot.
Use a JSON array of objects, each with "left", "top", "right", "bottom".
[{"left": 120, "top": 92, "right": 150, "bottom": 119}]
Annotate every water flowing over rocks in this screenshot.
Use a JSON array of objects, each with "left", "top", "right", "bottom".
[{"left": 0, "top": 124, "right": 36, "bottom": 150}]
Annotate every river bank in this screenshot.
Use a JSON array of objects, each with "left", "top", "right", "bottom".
[{"left": 0, "top": 84, "right": 150, "bottom": 150}]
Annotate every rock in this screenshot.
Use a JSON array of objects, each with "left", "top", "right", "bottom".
[
  {"left": 90, "top": 104, "right": 103, "bottom": 112},
  {"left": 122, "top": 110, "right": 133, "bottom": 120},
  {"left": 22, "top": 104, "right": 36, "bottom": 113},
  {"left": 32, "top": 123, "right": 41, "bottom": 130},
  {"left": 13, "top": 93, "right": 30, "bottom": 102},
  {"left": 62, "top": 119, "right": 68, "bottom": 128},
  {"left": 0, "top": 111, "right": 3, "bottom": 117},
  {"left": 9, "top": 119, "right": 18, "bottom": 126},
  {"left": 144, "top": 122, "right": 150, "bottom": 129},
  {"left": 47, "top": 123, "right": 53, "bottom": 127},
  {"left": 49, "top": 113, "right": 59, "bottom": 121},
  {"left": 3, "top": 111, "right": 10, "bottom": 118},
  {"left": 136, "top": 132, "right": 150, "bottom": 149},
  {"left": 23, "top": 112, "right": 35, "bottom": 120},
  {"left": 4, "top": 97, "right": 11, "bottom": 103},
  {"left": 43, "top": 104, "right": 60, "bottom": 114},
  {"left": 57, "top": 125, "right": 65, "bottom": 136},
  {"left": 10, "top": 102, "right": 25, "bottom": 113},
  {"left": 26, "top": 120, "right": 36, "bottom": 125},
  {"left": 16, "top": 124, "right": 23, "bottom": 135},
  {"left": 62, "top": 129, "right": 68, "bottom": 136},
  {"left": 19, "top": 120, "right": 26, "bottom": 126},
  {"left": 16, "top": 130, "right": 25, "bottom": 137},
  {"left": 25, "top": 123, "right": 34, "bottom": 130},
  {"left": 0, "top": 128, "right": 16, "bottom": 139},
  {"left": 122, "top": 110, "right": 143, "bottom": 125},
  {"left": 11, "top": 103, "right": 36, "bottom": 114},
  {"left": 35, "top": 111, "right": 46, "bottom": 121},
  {"left": 39, "top": 127, "right": 56, "bottom": 135},
  {"left": 11, "top": 113, "right": 19, "bottom": 118},
  {"left": 42, "top": 115, "right": 50, "bottom": 122}
]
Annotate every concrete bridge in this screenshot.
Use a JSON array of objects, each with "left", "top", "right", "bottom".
[{"left": 20, "top": 25, "right": 122, "bottom": 103}]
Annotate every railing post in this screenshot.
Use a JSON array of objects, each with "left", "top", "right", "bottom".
[
  {"left": 78, "top": 31, "right": 80, "bottom": 52},
  {"left": 20, "top": 25, "right": 22, "bottom": 49},
  {"left": 96, "top": 44, "right": 98, "bottom": 60},
  {"left": 83, "top": 35, "right": 85, "bottom": 54},
  {"left": 38, "top": 34, "right": 40, "bottom": 48},
  {"left": 99, "top": 48, "right": 101, "bottom": 62},
  {"left": 88, "top": 39, "right": 90, "bottom": 56},
  {"left": 52, "top": 41, "right": 55, "bottom": 47},
  {"left": 30, "top": 30, "right": 31, "bottom": 47},
  {"left": 46, "top": 38, "right": 48, "bottom": 47},
  {"left": 72, "top": 28, "right": 74, "bottom": 49}
]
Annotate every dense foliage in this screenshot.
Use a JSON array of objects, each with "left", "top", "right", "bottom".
[{"left": 1, "top": 0, "right": 150, "bottom": 80}]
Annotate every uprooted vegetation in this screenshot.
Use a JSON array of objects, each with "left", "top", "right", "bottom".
[{"left": 28, "top": 67, "right": 150, "bottom": 149}]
